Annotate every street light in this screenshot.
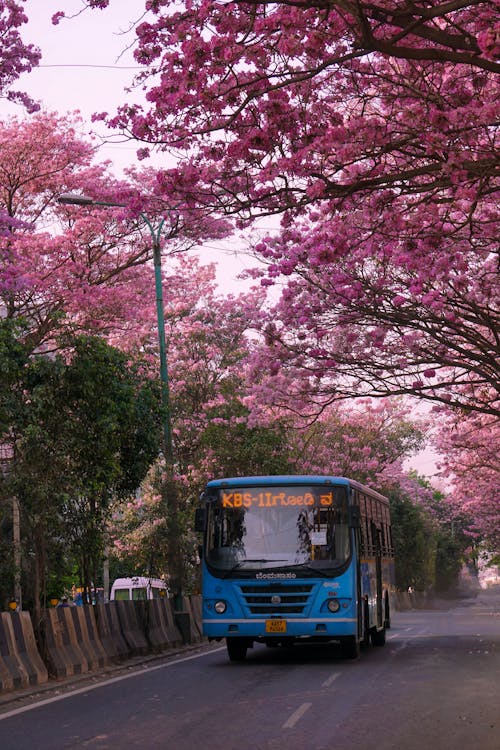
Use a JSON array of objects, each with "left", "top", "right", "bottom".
[
  {"left": 57, "top": 193, "right": 183, "bottom": 605},
  {"left": 57, "top": 193, "right": 173, "bottom": 461}
]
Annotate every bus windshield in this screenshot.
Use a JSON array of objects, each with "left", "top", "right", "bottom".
[{"left": 205, "top": 485, "right": 350, "bottom": 575}]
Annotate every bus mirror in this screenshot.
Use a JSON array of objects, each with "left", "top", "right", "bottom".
[
  {"left": 195, "top": 507, "right": 206, "bottom": 533},
  {"left": 349, "top": 506, "right": 361, "bottom": 528}
]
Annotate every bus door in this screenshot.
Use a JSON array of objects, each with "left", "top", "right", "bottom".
[{"left": 371, "top": 521, "right": 383, "bottom": 628}]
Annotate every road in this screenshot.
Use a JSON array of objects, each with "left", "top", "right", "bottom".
[{"left": 0, "top": 590, "right": 499, "bottom": 750}]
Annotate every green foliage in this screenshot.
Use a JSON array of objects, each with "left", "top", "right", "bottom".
[
  {"left": 426, "top": 487, "right": 474, "bottom": 592},
  {"left": 389, "top": 489, "right": 437, "bottom": 592},
  {"left": 0, "top": 319, "right": 29, "bottom": 608},
  {"left": 388, "top": 480, "right": 474, "bottom": 593},
  {"left": 434, "top": 531, "right": 466, "bottom": 591},
  {"left": 200, "top": 419, "right": 292, "bottom": 478},
  {"left": 1, "top": 334, "right": 162, "bottom": 612},
  {"left": 0, "top": 318, "right": 28, "bottom": 436}
]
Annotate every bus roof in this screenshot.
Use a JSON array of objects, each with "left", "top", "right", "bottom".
[
  {"left": 110, "top": 576, "right": 167, "bottom": 588},
  {"left": 207, "top": 475, "right": 351, "bottom": 487},
  {"left": 205, "top": 476, "right": 388, "bottom": 502}
]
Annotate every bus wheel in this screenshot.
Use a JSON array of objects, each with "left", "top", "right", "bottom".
[
  {"left": 226, "top": 638, "right": 248, "bottom": 662},
  {"left": 371, "top": 626, "right": 386, "bottom": 647},
  {"left": 341, "top": 636, "right": 361, "bottom": 660}
]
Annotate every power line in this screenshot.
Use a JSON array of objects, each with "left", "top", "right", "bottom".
[{"left": 38, "top": 64, "right": 142, "bottom": 70}]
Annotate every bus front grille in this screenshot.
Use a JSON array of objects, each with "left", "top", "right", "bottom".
[{"left": 238, "top": 583, "right": 314, "bottom": 615}]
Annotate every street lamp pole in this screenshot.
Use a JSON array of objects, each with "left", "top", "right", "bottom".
[
  {"left": 58, "top": 193, "right": 184, "bottom": 605},
  {"left": 57, "top": 194, "right": 173, "bottom": 459},
  {"left": 142, "top": 213, "right": 173, "bottom": 461}
]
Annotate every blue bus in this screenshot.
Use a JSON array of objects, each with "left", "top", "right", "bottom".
[{"left": 195, "top": 475, "right": 395, "bottom": 661}]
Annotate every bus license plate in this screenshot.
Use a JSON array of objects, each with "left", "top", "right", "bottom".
[{"left": 266, "top": 619, "right": 287, "bottom": 633}]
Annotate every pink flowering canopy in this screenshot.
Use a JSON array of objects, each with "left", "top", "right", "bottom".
[
  {"left": 50, "top": 2, "right": 499, "bottom": 551},
  {"left": 0, "top": 112, "right": 231, "bottom": 355},
  {"left": 0, "top": 1, "right": 40, "bottom": 112},
  {"left": 75, "top": 1, "right": 499, "bottom": 419},
  {"left": 434, "top": 410, "right": 500, "bottom": 552}
]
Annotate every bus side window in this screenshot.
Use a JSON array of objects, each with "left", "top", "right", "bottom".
[
  {"left": 371, "top": 520, "right": 381, "bottom": 552},
  {"left": 360, "top": 493, "right": 369, "bottom": 555},
  {"left": 379, "top": 514, "right": 386, "bottom": 552},
  {"left": 387, "top": 512, "right": 394, "bottom": 556},
  {"left": 383, "top": 505, "right": 390, "bottom": 555},
  {"left": 365, "top": 496, "right": 373, "bottom": 553}
]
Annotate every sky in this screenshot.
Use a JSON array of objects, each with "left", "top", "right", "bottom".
[
  {"left": 2, "top": 0, "right": 443, "bottom": 482},
  {"left": 2, "top": 0, "right": 257, "bottom": 285},
  {"left": 7, "top": 1, "right": 149, "bottom": 168}
]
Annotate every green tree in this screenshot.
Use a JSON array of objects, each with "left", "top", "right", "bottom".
[
  {"left": 389, "top": 489, "right": 437, "bottom": 592},
  {"left": 0, "top": 319, "right": 29, "bottom": 609},
  {"left": 424, "top": 485, "right": 475, "bottom": 593},
  {"left": 5, "top": 335, "right": 162, "bottom": 619}
]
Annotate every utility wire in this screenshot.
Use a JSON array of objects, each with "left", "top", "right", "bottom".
[{"left": 38, "top": 64, "right": 142, "bottom": 69}]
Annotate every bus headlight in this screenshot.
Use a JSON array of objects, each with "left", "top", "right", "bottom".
[
  {"left": 327, "top": 598, "right": 341, "bottom": 613},
  {"left": 214, "top": 600, "right": 227, "bottom": 614}
]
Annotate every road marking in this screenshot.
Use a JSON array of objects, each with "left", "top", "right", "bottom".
[
  {"left": 0, "top": 647, "right": 226, "bottom": 721},
  {"left": 283, "top": 702, "right": 312, "bottom": 728},
  {"left": 322, "top": 672, "right": 340, "bottom": 687}
]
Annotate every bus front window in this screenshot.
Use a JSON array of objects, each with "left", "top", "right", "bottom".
[{"left": 205, "top": 485, "right": 350, "bottom": 575}]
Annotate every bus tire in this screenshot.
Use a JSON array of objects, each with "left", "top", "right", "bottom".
[
  {"left": 341, "top": 636, "right": 361, "bottom": 659},
  {"left": 226, "top": 638, "right": 248, "bottom": 662},
  {"left": 371, "top": 626, "right": 386, "bottom": 647}
]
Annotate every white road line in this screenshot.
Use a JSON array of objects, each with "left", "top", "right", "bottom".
[
  {"left": 0, "top": 647, "right": 226, "bottom": 721},
  {"left": 322, "top": 672, "right": 340, "bottom": 688},
  {"left": 283, "top": 702, "right": 312, "bottom": 729}
]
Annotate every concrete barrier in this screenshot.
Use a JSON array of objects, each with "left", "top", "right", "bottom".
[
  {"left": 143, "top": 599, "right": 184, "bottom": 652},
  {"left": 394, "top": 591, "right": 431, "bottom": 610},
  {"left": 5, "top": 611, "right": 48, "bottom": 687},
  {"left": 0, "top": 654, "right": 15, "bottom": 692},
  {"left": 189, "top": 595, "right": 204, "bottom": 643},
  {"left": 0, "top": 613, "right": 30, "bottom": 690},
  {"left": 115, "top": 600, "right": 149, "bottom": 656},
  {"left": 43, "top": 608, "right": 90, "bottom": 679},
  {"left": 395, "top": 592, "right": 412, "bottom": 611},
  {"left": 160, "top": 598, "right": 183, "bottom": 648},
  {"left": 94, "top": 602, "right": 130, "bottom": 662},
  {"left": 140, "top": 600, "right": 168, "bottom": 653},
  {"left": 69, "top": 606, "right": 109, "bottom": 671},
  {"left": 0, "top": 594, "right": 205, "bottom": 696},
  {"left": 174, "top": 596, "right": 203, "bottom": 645}
]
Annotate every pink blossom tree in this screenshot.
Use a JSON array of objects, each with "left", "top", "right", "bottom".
[
  {"left": 13, "top": 3, "right": 500, "bottom": 563},
  {"left": 72, "top": 1, "right": 499, "bottom": 419},
  {"left": 0, "top": 0, "right": 41, "bottom": 234},
  {"left": 434, "top": 409, "right": 500, "bottom": 553},
  {"left": 71, "top": 0, "right": 499, "bottom": 554},
  {"left": 0, "top": 112, "right": 230, "bottom": 355},
  {"left": 0, "top": 1, "right": 40, "bottom": 112},
  {"left": 0, "top": 111, "right": 235, "bottom": 596}
]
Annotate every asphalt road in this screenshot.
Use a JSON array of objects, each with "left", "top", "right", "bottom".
[{"left": 1, "top": 589, "right": 499, "bottom": 750}]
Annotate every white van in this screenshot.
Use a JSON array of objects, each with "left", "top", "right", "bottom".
[{"left": 109, "top": 576, "right": 168, "bottom": 601}]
